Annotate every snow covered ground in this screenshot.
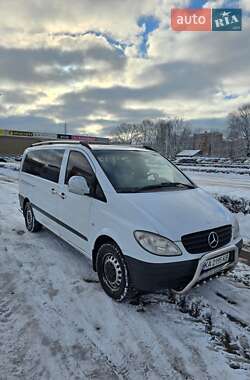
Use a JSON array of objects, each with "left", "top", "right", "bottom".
[
  {"left": 185, "top": 171, "right": 250, "bottom": 245},
  {"left": 184, "top": 171, "right": 250, "bottom": 199},
  {"left": 179, "top": 165, "right": 250, "bottom": 176},
  {"left": 1, "top": 166, "right": 250, "bottom": 379}
]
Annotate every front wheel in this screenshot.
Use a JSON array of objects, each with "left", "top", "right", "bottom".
[
  {"left": 24, "top": 202, "right": 42, "bottom": 232},
  {"left": 96, "top": 243, "right": 134, "bottom": 302}
]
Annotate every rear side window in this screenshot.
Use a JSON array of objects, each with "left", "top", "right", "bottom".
[
  {"left": 22, "top": 149, "right": 65, "bottom": 183},
  {"left": 65, "top": 151, "right": 94, "bottom": 186}
]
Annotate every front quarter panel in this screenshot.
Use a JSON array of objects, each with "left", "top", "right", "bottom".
[
  {"left": 88, "top": 193, "right": 184, "bottom": 264},
  {"left": 89, "top": 193, "right": 151, "bottom": 256}
]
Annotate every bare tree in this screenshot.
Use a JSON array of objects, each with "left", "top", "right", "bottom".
[
  {"left": 228, "top": 112, "right": 239, "bottom": 139},
  {"left": 160, "top": 117, "right": 188, "bottom": 157},
  {"left": 170, "top": 117, "right": 188, "bottom": 156},
  {"left": 140, "top": 119, "right": 158, "bottom": 146},
  {"left": 112, "top": 120, "right": 158, "bottom": 146},
  {"left": 111, "top": 117, "right": 192, "bottom": 157},
  {"left": 239, "top": 104, "right": 250, "bottom": 156},
  {"left": 228, "top": 103, "right": 250, "bottom": 156},
  {"left": 112, "top": 123, "right": 141, "bottom": 144}
]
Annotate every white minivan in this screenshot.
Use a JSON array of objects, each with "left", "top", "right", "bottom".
[{"left": 19, "top": 141, "right": 242, "bottom": 301}]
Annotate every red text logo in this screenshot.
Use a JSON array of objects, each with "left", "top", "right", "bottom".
[{"left": 171, "top": 8, "right": 212, "bottom": 31}]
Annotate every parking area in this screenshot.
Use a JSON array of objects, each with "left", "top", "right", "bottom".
[{"left": 0, "top": 168, "right": 250, "bottom": 379}]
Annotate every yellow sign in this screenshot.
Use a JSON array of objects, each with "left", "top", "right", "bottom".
[
  {"left": 8, "top": 130, "right": 33, "bottom": 137},
  {"left": 0, "top": 129, "right": 4, "bottom": 136}
]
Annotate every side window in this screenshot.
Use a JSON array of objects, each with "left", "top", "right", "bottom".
[
  {"left": 65, "top": 151, "right": 94, "bottom": 187},
  {"left": 22, "top": 151, "right": 44, "bottom": 177},
  {"left": 42, "top": 149, "right": 65, "bottom": 182},
  {"left": 22, "top": 149, "right": 64, "bottom": 183}
]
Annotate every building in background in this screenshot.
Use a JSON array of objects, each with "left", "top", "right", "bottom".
[
  {"left": 0, "top": 129, "right": 109, "bottom": 156},
  {"left": 193, "top": 131, "right": 224, "bottom": 156}
]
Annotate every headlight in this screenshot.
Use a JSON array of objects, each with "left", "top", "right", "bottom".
[
  {"left": 134, "top": 231, "right": 182, "bottom": 256},
  {"left": 232, "top": 218, "right": 240, "bottom": 239}
]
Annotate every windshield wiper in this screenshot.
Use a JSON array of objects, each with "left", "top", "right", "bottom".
[
  {"left": 133, "top": 182, "right": 195, "bottom": 192},
  {"left": 167, "top": 182, "right": 195, "bottom": 189},
  {"left": 117, "top": 182, "right": 195, "bottom": 193}
]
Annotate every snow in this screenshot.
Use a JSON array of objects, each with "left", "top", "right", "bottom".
[
  {"left": 237, "top": 214, "right": 250, "bottom": 245},
  {"left": 185, "top": 170, "right": 250, "bottom": 245},
  {"left": 1, "top": 166, "right": 250, "bottom": 378},
  {"left": 0, "top": 162, "right": 20, "bottom": 181},
  {"left": 176, "top": 150, "right": 201, "bottom": 157},
  {"left": 184, "top": 171, "right": 250, "bottom": 198},
  {"left": 179, "top": 165, "right": 250, "bottom": 176}
]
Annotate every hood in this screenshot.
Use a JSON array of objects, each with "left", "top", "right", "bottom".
[{"left": 122, "top": 188, "right": 233, "bottom": 241}]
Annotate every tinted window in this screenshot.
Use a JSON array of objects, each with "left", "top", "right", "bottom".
[
  {"left": 65, "top": 151, "right": 94, "bottom": 186},
  {"left": 22, "top": 149, "right": 64, "bottom": 183}
]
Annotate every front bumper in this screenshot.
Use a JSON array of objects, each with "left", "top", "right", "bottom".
[{"left": 125, "top": 239, "right": 243, "bottom": 293}]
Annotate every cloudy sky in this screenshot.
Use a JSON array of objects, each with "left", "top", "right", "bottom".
[{"left": 0, "top": 0, "right": 249, "bottom": 136}]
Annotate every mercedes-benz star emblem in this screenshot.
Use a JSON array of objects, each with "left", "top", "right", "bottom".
[{"left": 208, "top": 231, "right": 219, "bottom": 249}]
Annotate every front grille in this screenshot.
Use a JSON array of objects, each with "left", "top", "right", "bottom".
[{"left": 182, "top": 225, "right": 232, "bottom": 254}]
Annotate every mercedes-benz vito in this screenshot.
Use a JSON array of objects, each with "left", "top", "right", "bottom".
[{"left": 19, "top": 141, "right": 242, "bottom": 301}]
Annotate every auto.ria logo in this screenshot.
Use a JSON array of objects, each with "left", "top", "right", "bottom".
[{"left": 171, "top": 8, "right": 242, "bottom": 32}]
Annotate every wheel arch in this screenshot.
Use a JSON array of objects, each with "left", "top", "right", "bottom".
[
  {"left": 22, "top": 197, "right": 30, "bottom": 211},
  {"left": 92, "top": 235, "right": 121, "bottom": 271}
]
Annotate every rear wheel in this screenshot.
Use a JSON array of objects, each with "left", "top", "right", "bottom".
[
  {"left": 96, "top": 243, "right": 134, "bottom": 302},
  {"left": 24, "top": 202, "right": 42, "bottom": 232}
]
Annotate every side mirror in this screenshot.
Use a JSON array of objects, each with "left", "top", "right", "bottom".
[{"left": 68, "top": 176, "right": 90, "bottom": 196}]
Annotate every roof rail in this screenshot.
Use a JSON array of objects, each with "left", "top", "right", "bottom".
[{"left": 31, "top": 140, "right": 91, "bottom": 149}]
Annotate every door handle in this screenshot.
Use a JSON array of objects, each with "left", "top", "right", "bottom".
[{"left": 51, "top": 188, "right": 65, "bottom": 199}]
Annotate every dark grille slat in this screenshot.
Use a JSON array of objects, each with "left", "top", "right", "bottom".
[
  {"left": 183, "top": 231, "right": 231, "bottom": 244},
  {"left": 182, "top": 225, "right": 232, "bottom": 254},
  {"left": 187, "top": 234, "right": 231, "bottom": 245},
  {"left": 184, "top": 237, "right": 231, "bottom": 246}
]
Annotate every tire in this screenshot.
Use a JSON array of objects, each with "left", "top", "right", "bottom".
[
  {"left": 96, "top": 243, "right": 134, "bottom": 302},
  {"left": 24, "top": 202, "right": 42, "bottom": 233}
]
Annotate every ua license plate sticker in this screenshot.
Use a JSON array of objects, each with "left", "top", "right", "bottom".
[{"left": 203, "top": 253, "right": 230, "bottom": 271}]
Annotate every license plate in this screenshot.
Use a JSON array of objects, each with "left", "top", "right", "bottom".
[{"left": 203, "top": 253, "right": 230, "bottom": 271}]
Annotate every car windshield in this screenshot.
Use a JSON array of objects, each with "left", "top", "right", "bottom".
[{"left": 93, "top": 149, "right": 195, "bottom": 193}]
